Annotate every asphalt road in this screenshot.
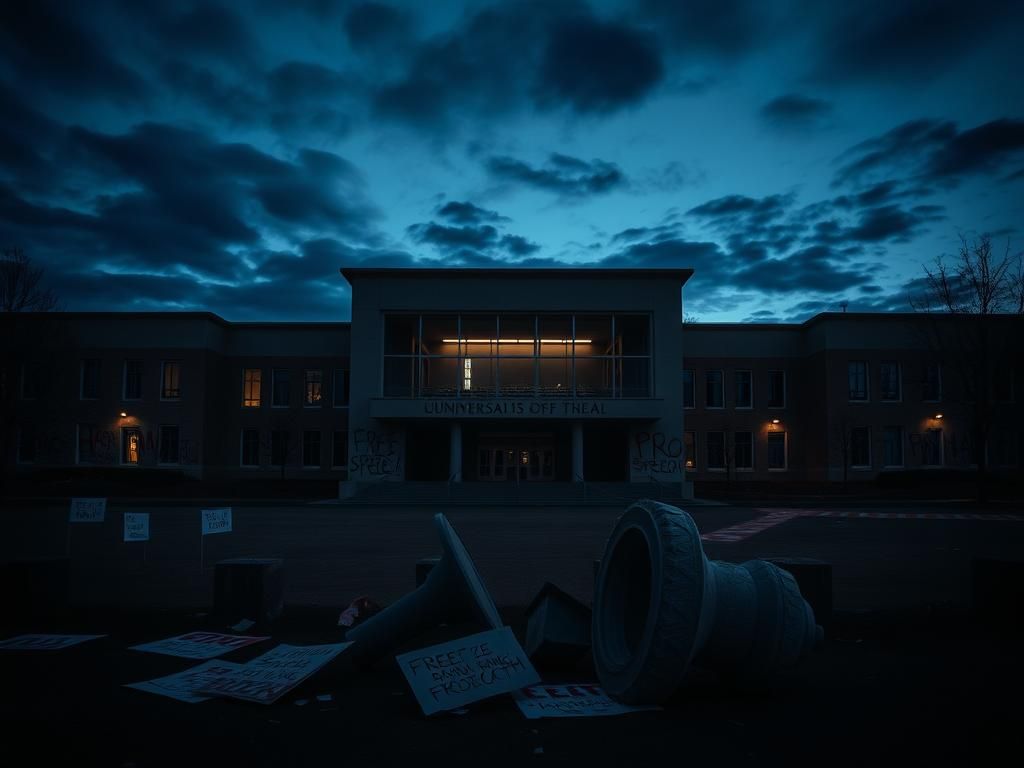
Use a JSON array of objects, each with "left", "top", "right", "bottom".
[{"left": 2, "top": 500, "right": 1021, "bottom": 612}]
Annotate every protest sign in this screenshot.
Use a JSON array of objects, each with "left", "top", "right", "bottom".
[
  {"left": 201, "top": 508, "right": 232, "bottom": 535},
  {"left": 395, "top": 626, "right": 540, "bottom": 716},
  {"left": 124, "top": 512, "right": 150, "bottom": 542},
  {"left": 130, "top": 631, "right": 270, "bottom": 659},
  {"left": 198, "top": 642, "right": 352, "bottom": 705},
  {"left": 125, "top": 660, "right": 245, "bottom": 704},
  {"left": 69, "top": 498, "right": 106, "bottom": 523},
  {"left": 0, "top": 634, "right": 106, "bottom": 651},
  {"left": 513, "top": 684, "right": 661, "bottom": 719}
]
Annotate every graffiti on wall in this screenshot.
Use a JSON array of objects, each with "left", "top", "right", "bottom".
[
  {"left": 630, "top": 431, "right": 683, "bottom": 477},
  {"left": 349, "top": 428, "right": 402, "bottom": 478}
]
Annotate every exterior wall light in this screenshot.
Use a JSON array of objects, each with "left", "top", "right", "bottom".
[
  {"left": 119, "top": 411, "right": 128, "bottom": 418},
  {"left": 935, "top": 413, "right": 943, "bottom": 420},
  {"left": 771, "top": 419, "right": 780, "bottom": 424}
]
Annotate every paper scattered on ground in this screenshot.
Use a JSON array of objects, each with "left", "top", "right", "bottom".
[
  {"left": 395, "top": 626, "right": 540, "bottom": 716},
  {"left": 0, "top": 634, "right": 106, "bottom": 651},
  {"left": 231, "top": 619, "right": 256, "bottom": 632},
  {"left": 130, "top": 632, "right": 270, "bottom": 659},
  {"left": 198, "top": 642, "right": 352, "bottom": 705},
  {"left": 69, "top": 498, "right": 106, "bottom": 523},
  {"left": 125, "top": 660, "right": 245, "bottom": 704},
  {"left": 514, "top": 684, "right": 661, "bottom": 719}
]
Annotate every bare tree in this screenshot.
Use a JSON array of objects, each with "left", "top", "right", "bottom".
[
  {"left": 1, "top": 248, "right": 59, "bottom": 312},
  {"left": 911, "top": 234, "right": 1024, "bottom": 502}
]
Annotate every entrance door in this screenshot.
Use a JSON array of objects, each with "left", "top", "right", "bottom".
[{"left": 477, "top": 444, "right": 554, "bottom": 481}]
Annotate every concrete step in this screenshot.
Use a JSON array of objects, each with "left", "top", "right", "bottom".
[{"left": 340, "top": 481, "right": 691, "bottom": 506}]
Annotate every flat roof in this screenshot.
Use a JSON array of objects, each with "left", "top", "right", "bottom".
[{"left": 340, "top": 267, "right": 694, "bottom": 284}]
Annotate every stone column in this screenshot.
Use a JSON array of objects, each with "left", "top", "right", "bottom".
[
  {"left": 572, "top": 422, "right": 584, "bottom": 482},
  {"left": 449, "top": 422, "right": 462, "bottom": 482}
]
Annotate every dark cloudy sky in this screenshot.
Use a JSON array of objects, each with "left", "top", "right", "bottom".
[{"left": 2, "top": 1, "right": 1023, "bottom": 322}]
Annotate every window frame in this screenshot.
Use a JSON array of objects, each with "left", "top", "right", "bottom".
[
  {"left": 683, "top": 430, "right": 697, "bottom": 471},
  {"left": 882, "top": 425, "right": 905, "bottom": 469},
  {"left": 123, "top": 360, "right": 143, "bottom": 401},
  {"left": 302, "top": 429, "right": 322, "bottom": 468},
  {"left": 850, "top": 426, "right": 872, "bottom": 469},
  {"left": 272, "top": 369, "right": 290, "bottom": 408},
  {"left": 242, "top": 368, "right": 262, "bottom": 408},
  {"left": 848, "top": 360, "right": 869, "bottom": 402},
  {"left": 767, "top": 369, "right": 786, "bottom": 409},
  {"left": 705, "top": 370, "right": 724, "bottom": 410},
  {"left": 76, "top": 423, "right": 98, "bottom": 465},
  {"left": 706, "top": 430, "right": 726, "bottom": 471},
  {"left": 304, "top": 369, "right": 324, "bottom": 408},
  {"left": 734, "top": 369, "right": 753, "bottom": 410},
  {"left": 767, "top": 431, "right": 788, "bottom": 471},
  {"left": 879, "top": 361, "right": 902, "bottom": 402},
  {"left": 120, "top": 426, "right": 142, "bottom": 466},
  {"left": 923, "top": 427, "right": 944, "bottom": 467},
  {"left": 160, "top": 360, "right": 182, "bottom": 401},
  {"left": 922, "top": 362, "right": 942, "bottom": 403},
  {"left": 734, "top": 430, "right": 754, "bottom": 471},
  {"left": 334, "top": 368, "right": 350, "bottom": 409},
  {"left": 158, "top": 424, "right": 180, "bottom": 466},
  {"left": 240, "top": 428, "right": 261, "bottom": 468},
  {"left": 682, "top": 368, "right": 695, "bottom": 410}
]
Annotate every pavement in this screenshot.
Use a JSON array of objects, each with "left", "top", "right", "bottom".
[{"left": 2, "top": 500, "right": 1022, "bottom": 765}]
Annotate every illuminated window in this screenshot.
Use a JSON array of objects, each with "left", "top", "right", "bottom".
[
  {"left": 121, "top": 427, "right": 141, "bottom": 465},
  {"left": 735, "top": 370, "right": 752, "bottom": 409},
  {"left": 304, "top": 370, "right": 323, "bottom": 406},
  {"left": 243, "top": 369, "right": 262, "bottom": 407},
  {"left": 684, "top": 430, "right": 696, "bottom": 470},
  {"left": 124, "top": 360, "right": 143, "bottom": 400},
  {"left": 161, "top": 361, "right": 181, "bottom": 400},
  {"left": 81, "top": 359, "right": 101, "bottom": 399},
  {"left": 159, "top": 425, "right": 179, "bottom": 465},
  {"left": 463, "top": 358, "right": 472, "bottom": 391},
  {"left": 848, "top": 361, "right": 868, "bottom": 401},
  {"left": 241, "top": 429, "right": 260, "bottom": 467}
]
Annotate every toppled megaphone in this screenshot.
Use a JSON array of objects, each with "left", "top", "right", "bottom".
[
  {"left": 345, "top": 513, "right": 502, "bottom": 661},
  {"left": 593, "top": 500, "right": 823, "bottom": 704}
]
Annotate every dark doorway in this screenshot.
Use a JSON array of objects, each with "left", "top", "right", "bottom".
[
  {"left": 583, "top": 423, "right": 629, "bottom": 481},
  {"left": 405, "top": 424, "right": 450, "bottom": 480}
]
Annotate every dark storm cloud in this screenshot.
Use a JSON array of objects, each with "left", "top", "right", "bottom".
[
  {"left": 499, "top": 234, "right": 542, "bottom": 256},
  {"left": 344, "top": 3, "right": 415, "bottom": 54},
  {"left": 760, "top": 94, "right": 832, "bottom": 129},
  {"left": 536, "top": 17, "right": 663, "bottom": 113},
  {"left": 637, "top": 0, "right": 768, "bottom": 56},
  {"left": 408, "top": 222, "right": 499, "bottom": 252},
  {"left": 834, "top": 118, "right": 1024, "bottom": 188},
  {"left": 687, "top": 194, "right": 796, "bottom": 241},
  {"left": 0, "top": 3, "right": 146, "bottom": 103},
  {"left": 159, "top": 3, "right": 258, "bottom": 65},
  {"left": 436, "top": 201, "right": 507, "bottom": 226},
  {"left": 486, "top": 154, "right": 626, "bottom": 197},
  {"left": 372, "top": 3, "right": 665, "bottom": 128},
  {"left": 809, "top": 0, "right": 1024, "bottom": 84}
]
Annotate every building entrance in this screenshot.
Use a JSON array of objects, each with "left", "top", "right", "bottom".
[{"left": 477, "top": 433, "right": 554, "bottom": 481}]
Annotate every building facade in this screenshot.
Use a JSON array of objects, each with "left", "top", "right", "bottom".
[{"left": 2, "top": 268, "right": 1020, "bottom": 491}]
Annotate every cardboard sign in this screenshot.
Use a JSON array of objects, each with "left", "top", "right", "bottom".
[
  {"left": 201, "top": 507, "right": 232, "bottom": 535},
  {"left": 69, "top": 498, "right": 106, "bottom": 523},
  {"left": 198, "top": 642, "right": 352, "bottom": 705},
  {"left": 130, "top": 631, "right": 270, "bottom": 659},
  {"left": 0, "top": 634, "right": 106, "bottom": 651},
  {"left": 396, "top": 627, "right": 540, "bottom": 716},
  {"left": 125, "top": 660, "right": 245, "bottom": 704},
  {"left": 514, "top": 684, "right": 661, "bottom": 719},
  {"left": 124, "top": 512, "right": 150, "bottom": 542}
]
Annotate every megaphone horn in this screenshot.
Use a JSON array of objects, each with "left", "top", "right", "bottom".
[
  {"left": 593, "top": 500, "right": 822, "bottom": 704},
  {"left": 346, "top": 513, "right": 502, "bottom": 661}
]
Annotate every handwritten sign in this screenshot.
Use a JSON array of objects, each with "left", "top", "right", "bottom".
[
  {"left": 513, "top": 684, "right": 661, "bottom": 719},
  {"left": 69, "top": 498, "right": 106, "bottom": 523},
  {"left": 198, "top": 643, "right": 352, "bottom": 705},
  {"left": 395, "top": 627, "right": 540, "bottom": 716},
  {"left": 130, "top": 631, "right": 269, "bottom": 659},
  {"left": 124, "top": 512, "right": 150, "bottom": 542},
  {"left": 201, "top": 508, "right": 232, "bottom": 535},
  {"left": 0, "top": 634, "right": 106, "bottom": 651},
  {"left": 125, "top": 660, "right": 244, "bottom": 704}
]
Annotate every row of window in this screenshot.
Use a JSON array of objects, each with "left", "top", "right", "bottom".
[
  {"left": 683, "top": 369, "right": 786, "bottom": 409},
  {"left": 19, "top": 360, "right": 184, "bottom": 401},
  {"left": 683, "top": 430, "right": 789, "bottom": 471},
  {"left": 239, "top": 429, "right": 348, "bottom": 468},
  {"left": 242, "top": 368, "right": 349, "bottom": 408}
]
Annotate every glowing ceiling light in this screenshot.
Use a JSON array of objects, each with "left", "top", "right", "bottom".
[{"left": 441, "top": 338, "right": 591, "bottom": 344}]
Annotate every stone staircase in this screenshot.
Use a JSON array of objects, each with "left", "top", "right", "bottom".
[{"left": 339, "top": 480, "right": 693, "bottom": 506}]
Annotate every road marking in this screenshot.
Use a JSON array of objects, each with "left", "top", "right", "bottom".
[{"left": 701, "top": 508, "right": 1022, "bottom": 542}]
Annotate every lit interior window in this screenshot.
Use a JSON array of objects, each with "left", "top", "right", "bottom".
[{"left": 463, "top": 358, "right": 472, "bottom": 390}]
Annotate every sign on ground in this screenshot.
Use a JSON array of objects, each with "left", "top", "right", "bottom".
[
  {"left": 514, "top": 684, "right": 661, "bottom": 719},
  {"left": 130, "top": 632, "right": 269, "bottom": 659},
  {"left": 201, "top": 508, "right": 232, "bottom": 535},
  {"left": 0, "top": 634, "right": 106, "bottom": 651},
  {"left": 69, "top": 498, "right": 106, "bottom": 523},
  {"left": 125, "top": 660, "right": 245, "bottom": 704},
  {"left": 396, "top": 626, "right": 540, "bottom": 716},
  {"left": 124, "top": 512, "right": 149, "bottom": 542}
]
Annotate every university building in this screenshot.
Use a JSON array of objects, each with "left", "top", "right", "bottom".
[{"left": 3, "top": 268, "right": 1021, "bottom": 496}]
